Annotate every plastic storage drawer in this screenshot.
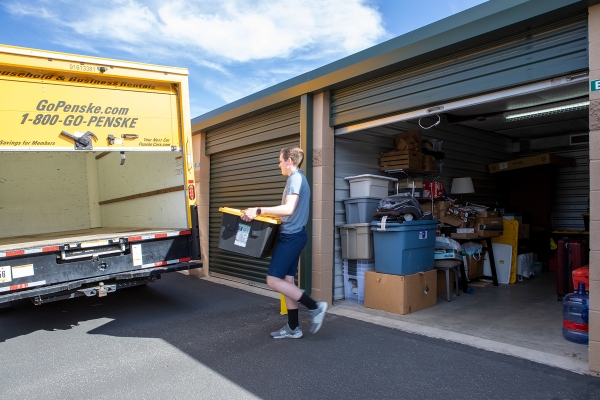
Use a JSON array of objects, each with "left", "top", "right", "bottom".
[
  {"left": 218, "top": 207, "right": 281, "bottom": 259},
  {"left": 344, "top": 174, "right": 397, "bottom": 198},
  {"left": 343, "top": 260, "right": 375, "bottom": 304},
  {"left": 344, "top": 196, "right": 380, "bottom": 224},
  {"left": 339, "top": 223, "right": 373, "bottom": 260},
  {"left": 370, "top": 220, "right": 437, "bottom": 275}
]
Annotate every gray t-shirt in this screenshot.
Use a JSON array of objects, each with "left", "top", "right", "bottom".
[{"left": 280, "top": 169, "right": 310, "bottom": 234}]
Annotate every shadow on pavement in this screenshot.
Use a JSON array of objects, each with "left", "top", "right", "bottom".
[{"left": 1, "top": 273, "right": 599, "bottom": 399}]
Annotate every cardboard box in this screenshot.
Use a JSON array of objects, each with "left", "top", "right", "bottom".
[
  {"left": 451, "top": 232, "right": 479, "bottom": 239},
  {"left": 397, "top": 178, "right": 423, "bottom": 189},
  {"left": 519, "top": 223, "right": 530, "bottom": 239},
  {"left": 420, "top": 202, "right": 434, "bottom": 213},
  {"left": 394, "top": 130, "right": 422, "bottom": 150},
  {"left": 437, "top": 200, "right": 451, "bottom": 213},
  {"left": 477, "top": 230, "right": 502, "bottom": 238},
  {"left": 488, "top": 153, "right": 575, "bottom": 173},
  {"left": 440, "top": 215, "right": 466, "bottom": 227},
  {"left": 423, "top": 181, "right": 444, "bottom": 199},
  {"left": 396, "top": 137, "right": 420, "bottom": 151},
  {"left": 437, "top": 269, "right": 456, "bottom": 296},
  {"left": 364, "top": 270, "right": 437, "bottom": 315},
  {"left": 466, "top": 255, "right": 484, "bottom": 278},
  {"left": 475, "top": 217, "right": 503, "bottom": 232},
  {"left": 475, "top": 211, "right": 499, "bottom": 218},
  {"left": 422, "top": 155, "right": 438, "bottom": 173},
  {"left": 422, "top": 140, "right": 434, "bottom": 151},
  {"left": 380, "top": 150, "right": 422, "bottom": 171}
]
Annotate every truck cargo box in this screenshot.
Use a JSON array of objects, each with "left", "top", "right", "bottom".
[{"left": 0, "top": 45, "right": 201, "bottom": 305}]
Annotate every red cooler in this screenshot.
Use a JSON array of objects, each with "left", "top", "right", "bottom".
[{"left": 572, "top": 266, "right": 589, "bottom": 292}]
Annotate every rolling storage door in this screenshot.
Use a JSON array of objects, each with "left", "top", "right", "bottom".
[
  {"left": 330, "top": 16, "right": 588, "bottom": 127},
  {"left": 522, "top": 142, "right": 589, "bottom": 231},
  {"left": 206, "top": 104, "right": 300, "bottom": 283}
]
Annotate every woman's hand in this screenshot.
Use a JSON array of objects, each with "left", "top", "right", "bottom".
[{"left": 240, "top": 208, "right": 258, "bottom": 222}]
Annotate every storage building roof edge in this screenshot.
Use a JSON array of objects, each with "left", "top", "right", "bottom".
[
  {"left": 192, "top": 0, "right": 600, "bottom": 132},
  {"left": 0, "top": 44, "right": 189, "bottom": 76}
]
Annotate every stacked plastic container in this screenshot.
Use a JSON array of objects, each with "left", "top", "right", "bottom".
[
  {"left": 339, "top": 174, "right": 397, "bottom": 304},
  {"left": 343, "top": 260, "right": 376, "bottom": 303},
  {"left": 370, "top": 219, "right": 438, "bottom": 275},
  {"left": 340, "top": 175, "right": 397, "bottom": 303},
  {"left": 343, "top": 175, "right": 396, "bottom": 223}
]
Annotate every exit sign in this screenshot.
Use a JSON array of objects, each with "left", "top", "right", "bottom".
[{"left": 591, "top": 80, "right": 600, "bottom": 92}]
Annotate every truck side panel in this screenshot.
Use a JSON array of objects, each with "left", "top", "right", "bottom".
[
  {"left": 0, "top": 71, "right": 179, "bottom": 152},
  {"left": 0, "top": 153, "right": 90, "bottom": 238},
  {"left": 0, "top": 152, "right": 187, "bottom": 239}
]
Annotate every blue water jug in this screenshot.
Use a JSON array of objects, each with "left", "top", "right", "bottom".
[{"left": 562, "top": 282, "right": 589, "bottom": 344}]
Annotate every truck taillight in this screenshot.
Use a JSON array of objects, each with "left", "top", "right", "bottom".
[{"left": 188, "top": 184, "right": 195, "bottom": 201}]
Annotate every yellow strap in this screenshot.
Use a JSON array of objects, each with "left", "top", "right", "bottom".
[{"left": 218, "top": 207, "right": 281, "bottom": 225}]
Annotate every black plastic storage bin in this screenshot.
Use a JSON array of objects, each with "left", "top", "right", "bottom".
[{"left": 218, "top": 207, "right": 281, "bottom": 258}]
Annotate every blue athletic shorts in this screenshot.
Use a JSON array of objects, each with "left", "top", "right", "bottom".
[{"left": 267, "top": 228, "right": 307, "bottom": 279}]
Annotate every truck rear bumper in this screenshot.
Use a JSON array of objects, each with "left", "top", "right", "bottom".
[{"left": 0, "top": 261, "right": 201, "bottom": 304}]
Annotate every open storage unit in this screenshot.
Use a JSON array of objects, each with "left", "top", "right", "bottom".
[{"left": 333, "top": 62, "right": 591, "bottom": 364}]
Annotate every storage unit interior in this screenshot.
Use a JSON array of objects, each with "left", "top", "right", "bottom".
[
  {"left": 334, "top": 77, "right": 590, "bottom": 361},
  {"left": 0, "top": 151, "right": 189, "bottom": 250}
]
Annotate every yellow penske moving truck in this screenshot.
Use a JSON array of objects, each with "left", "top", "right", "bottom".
[{"left": 0, "top": 45, "right": 201, "bottom": 307}]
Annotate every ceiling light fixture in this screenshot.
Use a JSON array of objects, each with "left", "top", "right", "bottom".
[{"left": 504, "top": 98, "right": 589, "bottom": 121}]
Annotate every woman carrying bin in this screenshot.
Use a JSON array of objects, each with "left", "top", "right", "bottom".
[{"left": 241, "top": 146, "right": 327, "bottom": 339}]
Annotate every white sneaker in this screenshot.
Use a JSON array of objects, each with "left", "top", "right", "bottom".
[
  {"left": 309, "top": 301, "right": 328, "bottom": 334},
  {"left": 270, "top": 324, "right": 303, "bottom": 339}
]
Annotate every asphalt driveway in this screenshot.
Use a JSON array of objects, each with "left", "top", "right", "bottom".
[{"left": 0, "top": 273, "right": 598, "bottom": 399}]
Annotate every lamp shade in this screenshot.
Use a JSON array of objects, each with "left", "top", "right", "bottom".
[{"left": 451, "top": 177, "right": 474, "bottom": 194}]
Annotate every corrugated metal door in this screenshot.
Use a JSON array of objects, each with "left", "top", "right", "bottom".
[
  {"left": 334, "top": 121, "right": 513, "bottom": 300},
  {"left": 331, "top": 16, "right": 588, "bottom": 127},
  {"left": 522, "top": 143, "right": 589, "bottom": 231},
  {"left": 207, "top": 104, "right": 300, "bottom": 283}
]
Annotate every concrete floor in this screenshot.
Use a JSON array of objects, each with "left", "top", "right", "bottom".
[{"left": 329, "top": 271, "right": 589, "bottom": 373}]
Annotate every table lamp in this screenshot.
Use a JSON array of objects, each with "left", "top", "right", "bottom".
[{"left": 451, "top": 177, "right": 474, "bottom": 204}]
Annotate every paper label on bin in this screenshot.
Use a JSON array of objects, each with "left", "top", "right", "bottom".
[
  {"left": 499, "top": 162, "right": 508, "bottom": 170},
  {"left": 419, "top": 231, "right": 427, "bottom": 239},
  {"left": 377, "top": 216, "right": 387, "bottom": 231},
  {"left": 234, "top": 224, "right": 251, "bottom": 247}
]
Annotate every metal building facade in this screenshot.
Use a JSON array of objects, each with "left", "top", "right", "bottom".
[{"left": 330, "top": 16, "right": 588, "bottom": 127}]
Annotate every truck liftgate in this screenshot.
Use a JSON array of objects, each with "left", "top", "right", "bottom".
[{"left": 0, "top": 216, "right": 202, "bottom": 306}]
